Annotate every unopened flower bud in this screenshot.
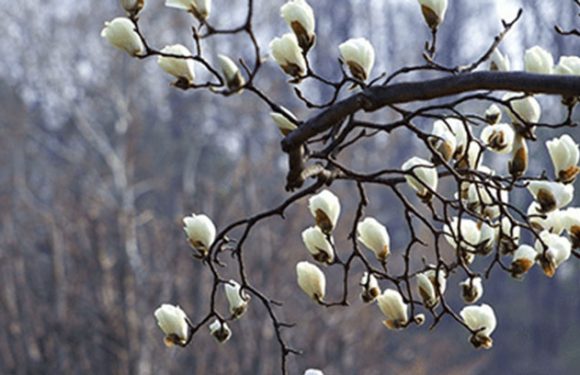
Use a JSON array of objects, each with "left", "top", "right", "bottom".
[
  {"left": 154, "top": 304, "right": 191, "bottom": 347},
  {"left": 101, "top": 18, "right": 146, "bottom": 57},
  {"left": 460, "top": 304, "right": 496, "bottom": 349},
  {"left": 209, "top": 319, "right": 231, "bottom": 343},
  {"left": 377, "top": 289, "right": 408, "bottom": 330},
  {"left": 338, "top": 38, "right": 375, "bottom": 82},
  {"left": 308, "top": 190, "right": 341, "bottom": 234},
  {"left": 281, "top": 0, "right": 316, "bottom": 53}
]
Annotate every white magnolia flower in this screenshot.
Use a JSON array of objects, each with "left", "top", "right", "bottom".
[
  {"left": 509, "top": 134, "right": 528, "bottom": 178},
  {"left": 217, "top": 54, "right": 244, "bottom": 92},
  {"left": 554, "top": 56, "right": 580, "bottom": 76},
  {"left": 417, "top": 0, "right": 448, "bottom": 29},
  {"left": 183, "top": 213, "right": 217, "bottom": 256},
  {"left": 121, "top": 0, "right": 145, "bottom": 15},
  {"left": 302, "top": 226, "right": 335, "bottom": 264},
  {"left": 377, "top": 289, "right": 408, "bottom": 330},
  {"left": 209, "top": 319, "right": 231, "bottom": 343},
  {"left": 158, "top": 44, "right": 195, "bottom": 84},
  {"left": 478, "top": 222, "right": 496, "bottom": 255},
  {"left": 339, "top": 38, "right": 375, "bottom": 81},
  {"left": 527, "top": 203, "right": 566, "bottom": 235},
  {"left": 154, "top": 304, "right": 190, "bottom": 347},
  {"left": 438, "top": 118, "right": 469, "bottom": 159},
  {"left": 270, "top": 33, "right": 307, "bottom": 78},
  {"left": 308, "top": 189, "right": 341, "bottom": 234},
  {"left": 402, "top": 157, "right": 438, "bottom": 200},
  {"left": 527, "top": 181, "right": 574, "bottom": 213},
  {"left": 546, "top": 134, "right": 580, "bottom": 184},
  {"left": 511, "top": 245, "right": 537, "bottom": 279},
  {"left": 360, "top": 272, "right": 381, "bottom": 303},
  {"left": 444, "top": 217, "right": 482, "bottom": 257},
  {"left": 534, "top": 231, "right": 572, "bottom": 277},
  {"left": 224, "top": 280, "right": 250, "bottom": 319},
  {"left": 304, "top": 370, "right": 324, "bottom": 375},
  {"left": 296, "top": 261, "right": 326, "bottom": 301},
  {"left": 457, "top": 141, "right": 484, "bottom": 170},
  {"left": 166, "top": 0, "right": 211, "bottom": 20},
  {"left": 484, "top": 104, "right": 502, "bottom": 124},
  {"left": 524, "top": 46, "right": 554, "bottom": 74},
  {"left": 460, "top": 277, "right": 483, "bottom": 304},
  {"left": 101, "top": 18, "right": 145, "bottom": 57},
  {"left": 464, "top": 171, "right": 508, "bottom": 220},
  {"left": 416, "top": 268, "right": 446, "bottom": 308},
  {"left": 480, "top": 123, "right": 515, "bottom": 154},
  {"left": 357, "top": 217, "right": 390, "bottom": 262},
  {"left": 271, "top": 107, "right": 298, "bottom": 136},
  {"left": 561, "top": 207, "right": 580, "bottom": 248},
  {"left": 497, "top": 217, "right": 520, "bottom": 255},
  {"left": 280, "top": 0, "right": 316, "bottom": 52},
  {"left": 489, "top": 49, "right": 510, "bottom": 72},
  {"left": 430, "top": 119, "right": 458, "bottom": 162},
  {"left": 460, "top": 304, "right": 497, "bottom": 349},
  {"left": 503, "top": 93, "right": 541, "bottom": 125}
]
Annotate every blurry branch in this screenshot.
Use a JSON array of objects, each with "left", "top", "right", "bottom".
[{"left": 555, "top": 0, "right": 580, "bottom": 36}]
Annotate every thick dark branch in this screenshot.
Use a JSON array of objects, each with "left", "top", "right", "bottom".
[{"left": 281, "top": 72, "right": 580, "bottom": 152}]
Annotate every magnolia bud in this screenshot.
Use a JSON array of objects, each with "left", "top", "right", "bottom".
[
  {"left": 524, "top": 46, "right": 554, "bottom": 74},
  {"left": 480, "top": 123, "right": 515, "bottom": 154},
  {"left": 460, "top": 277, "right": 483, "bottom": 304},
  {"left": 101, "top": 18, "right": 145, "bottom": 57},
  {"left": 296, "top": 261, "right": 326, "bottom": 302},
  {"left": 417, "top": 0, "right": 448, "bottom": 29},
  {"left": 546, "top": 134, "right": 580, "bottom": 184},
  {"left": 302, "top": 226, "right": 335, "bottom": 264},
  {"left": 444, "top": 217, "right": 483, "bottom": 262},
  {"left": 416, "top": 268, "right": 446, "bottom": 308},
  {"left": 498, "top": 217, "right": 520, "bottom": 255},
  {"left": 429, "top": 119, "right": 458, "bottom": 162},
  {"left": 304, "top": 370, "right": 324, "bottom": 375},
  {"left": 376, "top": 289, "right": 408, "bottom": 330},
  {"left": 209, "top": 319, "right": 231, "bottom": 343},
  {"left": 527, "top": 181, "right": 574, "bottom": 213},
  {"left": 360, "top": 272, "right": 381, "bottom": 303},
  {"left": 271, "top": 107, "right": 299, "bottom": 136},
  {"left": 401, "top": 157, "right": 438, "bottom": 202},
  {"left": 338, "top": 38, "right": 375, "bottom": 82},
  {"left": 183, "top": 213, "right": 216, "bottom": 256},
  {"left": 217, "top": 55, "right": 245, "bottom": 92},
  {"left": 356, "top": 217, "right": 390, "bottom": 262},
  {"left": 121, "top": 0, "right": 145, "bottom": 16},
  {"left": 158, "top": 44, "right": 196, "bottom": 84},
  {"left": 503, "top": 93, "right": 541, "bottom": 125},
  {"left": 166, "top": 0, "right": 211, "bottom": 21},
  {"left": 154, "top": 304, "right": 191, "bottom": 347},
  {"left": 414, "top": 313, "right": 426, "bottom": 326},
  {"left": 554, "top": 56, "right": 580, "bottom": 76},
  {"left": 527, "top": 203, "right": 566, "bottom": 235},
  {"left": 489, "top": 49, "right": 510, "bottom": 72},
  {"left": 511, "top": 245, "right": 537, "bottom": 279},
  {"left": 509, "top": 134, "right": 528, "bottom": 178},
  {"left": 561, "top": 208, "right": 580, "bottom": 249},
  {"left": 225, "top": 280, "right": 250, "bottom": 319},
  {"left": 534, "top": 231, "right": 572, "bottom": 277},
  {"left": 308, "top": 189, "right": 341, "bottom": 234},
  {"left": 270, "top": 33, "right": 307, "bottom": 78},
  {"left": 484, "top": 104, "right": 502, "bottom": 124},
  {"left": 280, "top": 0, "right": 316, "bottom": 53},
  {"left": 460, "top": 304, "right": 497, "bottom": 349}
]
